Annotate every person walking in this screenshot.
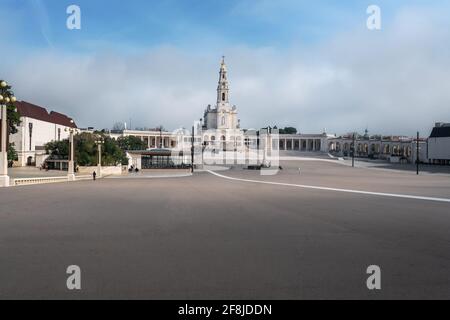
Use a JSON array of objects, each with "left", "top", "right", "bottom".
[{"left": 93, "top": 171, "right": 97, "bottom": 181}]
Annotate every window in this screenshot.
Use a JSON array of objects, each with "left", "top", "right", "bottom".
[
  {"left": 221, "top": 116, "right": 225, "bottom": 126},
  {"left": 222, "top": 93, "right": 225, "bottom": 101}
]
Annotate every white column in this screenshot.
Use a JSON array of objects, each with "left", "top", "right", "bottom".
[
  {"left": 67, "top": 131, "right": 75, "bottom": 181},
  {"left": 0, "top": 104, "right": 10, "bottom": 187},
  {"left": 97, "top": 144, "right": 102, "bottom": 178}
]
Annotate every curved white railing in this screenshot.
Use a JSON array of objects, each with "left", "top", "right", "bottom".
[
  {"left": 13, "top": 176, "right": 68, "bottom": 186},
  {"left": 13, "top": 175, "right": 98, "bottom": 186}
]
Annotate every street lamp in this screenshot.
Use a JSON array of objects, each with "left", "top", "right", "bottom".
[
  {"left": 351, "top": 132, "right": 356, "bottom": 168},
  {"left": 191, "top": 125, "right": 194, "bottom": 173},
  {"left": 64, "top": 120, "right": 79, "bottom": 181},
  {"left": 95, "top": 138, "right": 104, "bottom": 178},
  {"left": 416, "top": 131, "right": 420, "bottom": 175},
  {"left": 0, "top": 80, "right": 16, "bottom": 187}
]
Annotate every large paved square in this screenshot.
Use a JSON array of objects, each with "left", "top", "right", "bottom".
[{"left": 1, "top": 160, "right": 449, "bottom": 299}]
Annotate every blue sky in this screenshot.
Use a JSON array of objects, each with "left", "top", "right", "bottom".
[
  {"left": 1, "top": 0, "right": 450, "bottom": 135},
  {"left": 3, "top": 0, "right": 434, "bottom": 52}
]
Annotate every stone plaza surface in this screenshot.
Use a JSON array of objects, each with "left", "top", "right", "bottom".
[{"left": 0, "top": 160, "right": 449, "bottom": 299}]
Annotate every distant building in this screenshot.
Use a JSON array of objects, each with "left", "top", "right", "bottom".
[
  {"left": 274, "top": 132, "right": 333, "bottom": 153},
  {"left": 10, "top": 101, "right": 77, "bottom": 167},
  {"left": 428, "top": 122, "right": 450, "bottom": 165},
  {"left": 327, "top": 131, "right": 427, "bottom": 164}
]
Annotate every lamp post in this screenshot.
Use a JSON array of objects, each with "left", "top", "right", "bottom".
[
  {"left": 416, "top": 131, "right": 420, "bottom": 175},
  {"left": 95, "top": 138, "right": 104, "bottom": 178},
  {"left": 352, "top": 132, "right": 356, "bottom": 168},
  {"left": 199, "top": 118, "right": 204, "bottom": 167},
  {"left": 0, "top": 80, "right": 16, "bottom": 187},
  {"left": 65, "top": 120, "right": 78, "bottom": 181},
  {"left": 191, "top": 125, "right": 194, "bottom": 173}
]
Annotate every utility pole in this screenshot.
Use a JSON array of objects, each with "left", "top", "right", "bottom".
[
  {"left": 352, "top": 132, "right": 356, "bottom": 168},
  {"left": 96, "top": 138, "right": 104, "bottom": 178},
  {"left": 416, "top": 131, "right": 420, "bottom": 175},
  {"left": 65, "top": 122, "right": 77, "bottom": 181},
  {"left": 191, "top": 125, "right": 195, "bottom": 173}
]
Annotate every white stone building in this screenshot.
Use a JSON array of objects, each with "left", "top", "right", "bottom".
[
  {"left": 276, "top": 133, "right": 333, "bottom": 153},
  {"left": 10, "top": 101, "right": 77, "bottom": 167},
  {"left": 202, "top": 57, "right": 244, "bottom": 151},
  {"left": 327, "top": 131, "right": 427, "bottom": 163}
]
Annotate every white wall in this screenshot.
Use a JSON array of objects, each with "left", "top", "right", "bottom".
[
  {"left": 428, "top": 137, "right": 450, "bottom": 160},
  {"left": 77, "top": 166, "right": 123, "bottom": 176},
  {"left": 10, "top": 116, "right": 72, "bottom": 166}
]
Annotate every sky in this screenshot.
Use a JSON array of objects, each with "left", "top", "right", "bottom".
[{"left": 1, "top": 0, "right": 450, "bottom": 136}]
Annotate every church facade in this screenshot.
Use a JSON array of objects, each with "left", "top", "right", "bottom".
[
  {"left": 202, "top": 57, "right": 244, "bottom": 151},
  {"left": 203, "top": 57, "right": 240, "bottom": 131}
]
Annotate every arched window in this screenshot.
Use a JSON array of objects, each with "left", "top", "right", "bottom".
[
  {"left": 222, "top": 93, "right": 225, "bottom": 101},
  {"left": 221, "top": 116, "right": 225, "bottom": 126}
]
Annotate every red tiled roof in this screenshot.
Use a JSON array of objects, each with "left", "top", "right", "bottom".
[{"left": 15, "top": 101, "right": 77, "bottom": 128}]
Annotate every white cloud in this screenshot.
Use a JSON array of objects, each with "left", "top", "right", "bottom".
[{"left": 2, "top": 6, "right": 450, "bottom": 136}]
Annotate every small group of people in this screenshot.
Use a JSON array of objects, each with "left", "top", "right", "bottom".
[{"left": 128, "top": 165, "right": 140, "bottom": 173}]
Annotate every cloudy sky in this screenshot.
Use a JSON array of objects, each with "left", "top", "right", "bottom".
[{"left": 1, "top": 0, "right": 450, "bottom": 136}]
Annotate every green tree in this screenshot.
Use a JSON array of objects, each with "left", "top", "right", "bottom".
[
  {"left": 74, "top": 132, "right": 96, "bottom": 166},
  {"left": 45, "top": 140, "right": 69, "bottom": 159},
  {"left": 101, "top": 135, "right": 128, "bottom": 166},
  {"left": 8, "top": 143, "right": 18, "bottom": 166},
  {"left": 116, "top": 135, "right": 147, "bottom": 151},
  {"left": 45, "top": 132, "right": 128, "bottom": 167},
  {"left": 283, "top": 127, "right": 297, "bottom": 134},
  {"left": 0, "top": 80, "right": 21, "bottom": 149},
  {"left": 276, "top": 126, "right": 297, "bottom": 134}
]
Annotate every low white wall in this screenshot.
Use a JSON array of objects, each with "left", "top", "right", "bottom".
[{"left": 77, "top": 165, "right": 122, "bottom": 176}]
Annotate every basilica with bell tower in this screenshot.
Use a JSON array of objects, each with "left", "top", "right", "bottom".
[{"left": 203, "top": 57, "right": 240, "bottom": 131}]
